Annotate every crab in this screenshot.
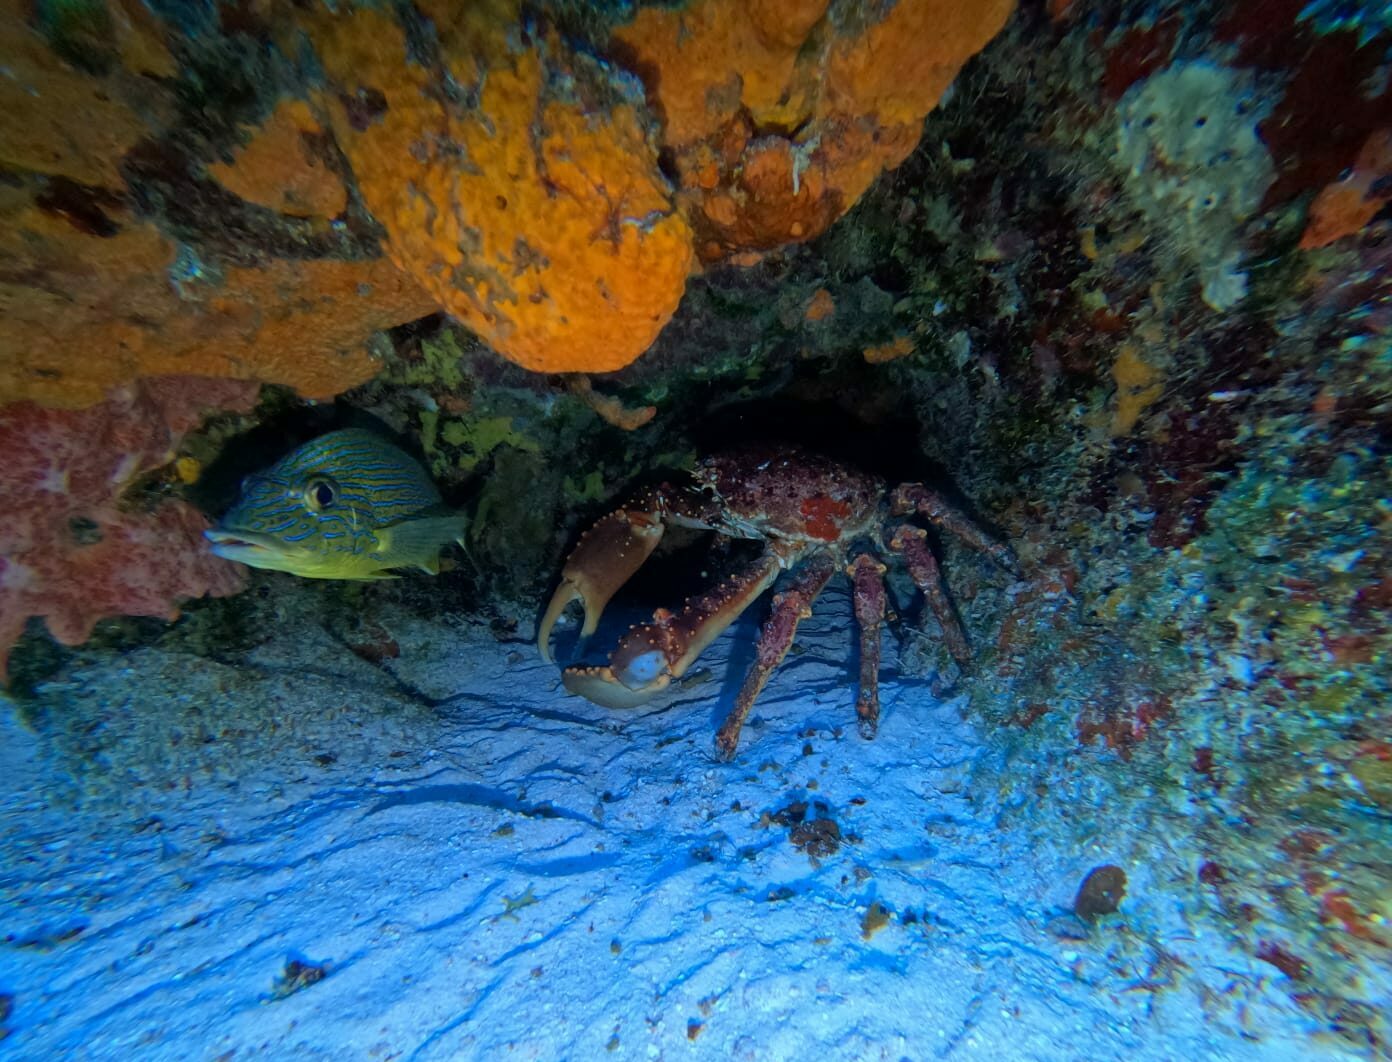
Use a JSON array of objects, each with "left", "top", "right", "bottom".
[{"left": 537, "top": 444, "right": 1018, "bottom": 759}]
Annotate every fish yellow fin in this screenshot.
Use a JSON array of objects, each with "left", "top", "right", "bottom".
[{"left": 371, "top": 513, "right": 467, "bottom": 574}]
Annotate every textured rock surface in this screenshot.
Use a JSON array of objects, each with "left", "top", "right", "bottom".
[{"left": 2, "top": 0, "right": 1390, "bottom": 1054}]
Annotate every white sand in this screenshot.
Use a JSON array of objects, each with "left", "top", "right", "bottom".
[{"left": 0, "top": 585, "right": 1340, "bottom": 1060}]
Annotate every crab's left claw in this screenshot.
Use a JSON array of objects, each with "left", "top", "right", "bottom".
[{"left": 538, "top": 494, "right": 666, "bottom": 664}]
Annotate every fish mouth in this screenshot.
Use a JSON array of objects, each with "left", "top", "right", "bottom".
[{"left": 204, "top": 527, "right": 292, "bottom": 565}]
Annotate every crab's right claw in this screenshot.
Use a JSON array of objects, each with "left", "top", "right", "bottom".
[
  {"left": 562, "top": 664, "right": 670, "bottom": 709},
  {"left": 560, "top": 548, "right": 787, "bottom": 711},
  {"left": 559, "top": 605, "right": 685, "bottom": 707},
  {"left": 538, "top": 497, "right": 666, "bottom": 664}
]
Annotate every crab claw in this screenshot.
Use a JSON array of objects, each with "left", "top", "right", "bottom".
[
  {"left": 538, "top": 496, "right": 666, "bottom": 664},
  {"left": 563, "top": 667, "right": 669, "bottom": 708},
  {"left": 562, "top": 612, "right": 680, "bottom": 707},
  {"left": 561, "top": 549, "right": 788, "bottom": 709}
]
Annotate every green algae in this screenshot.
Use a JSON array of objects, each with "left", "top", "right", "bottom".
[
  {"left": 389, "top": 330, "right": 471, "bottom": 393},
  {"left": 419, "top": 408, "right": 541, "bottom": 477},
  {"left": 562, "top": 470, "right": 607, "bottom": 504},
  {"left": 442, "top": 415, "right": 541, "bottom": 472}
]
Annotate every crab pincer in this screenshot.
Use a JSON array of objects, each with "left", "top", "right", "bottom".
[
  {"left": 562, "top": 549, "right": 787, "bottom": 709},
  {"left": 537, "top": 489, "right": 667, "bottom": 665}
]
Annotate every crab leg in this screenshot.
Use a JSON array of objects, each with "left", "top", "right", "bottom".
[
  {"left": 848, "top": 554, "right": 888, "bottom": 739},
  {"left": 887, "top": 526, "right": 971, "bottom": 663},
  {"left": 563, "top": 545, "right": 793, "bottom": 709},
  {"left": 538, "top": 488, "right": 667, "bottom": 664},
  {"left": 715, "top": 553, "right": 836, "bottom": 760},
  {"left": 889, "top": 484, "right": 1019, "bottom": 574}
]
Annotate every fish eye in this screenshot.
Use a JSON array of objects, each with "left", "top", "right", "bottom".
[{"left": 304, "top": 476, "right": 337, "bottom": 511}]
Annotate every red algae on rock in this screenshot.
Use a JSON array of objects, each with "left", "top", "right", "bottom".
[{"left": 0, "top": 378, "right": 258, "bottom": 673}]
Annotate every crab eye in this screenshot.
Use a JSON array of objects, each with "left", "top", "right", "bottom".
[{"left": 305, "top": 476, "right": 337, "bottom": 511}]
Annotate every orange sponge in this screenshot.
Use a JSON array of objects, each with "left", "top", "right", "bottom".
[
  {"left": 0, "top": 198, "right": 435, "bottom": 407},
  {"left": 310, "top": 3, "right": 693, "bottom": 374},
  {"left": 0, "top": 0, "right": 435, "bottom": 408},
  {"left": 208, "top": 99, "right": 349, "bottom": 219},
  {"left": 612, "top": 0, "right": 1014, "bottom": 263},
  {"left": 1300, "top": 129, "right": 1392, "bottom": 249}
]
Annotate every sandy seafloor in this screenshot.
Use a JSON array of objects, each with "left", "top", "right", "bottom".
[{"left": 0, "top": 583, "right": 1368, "bottom": 1061}]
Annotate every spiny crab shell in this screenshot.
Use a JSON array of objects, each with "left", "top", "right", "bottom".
[{"left": 686, "top": 447, "right": 883, "bottom": 545}]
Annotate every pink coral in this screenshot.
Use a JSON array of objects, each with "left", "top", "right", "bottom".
[{"left": 0, "top": 377, "right": 257, "bottom": 674}]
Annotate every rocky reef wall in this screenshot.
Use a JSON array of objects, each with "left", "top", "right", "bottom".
[{"left": 2, "top": 0, "right": 1390, "bottom": 1052}]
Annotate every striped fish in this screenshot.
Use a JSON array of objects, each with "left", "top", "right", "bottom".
[{"left": 205, "top": 428, "right": 465, "bottom": 579}]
